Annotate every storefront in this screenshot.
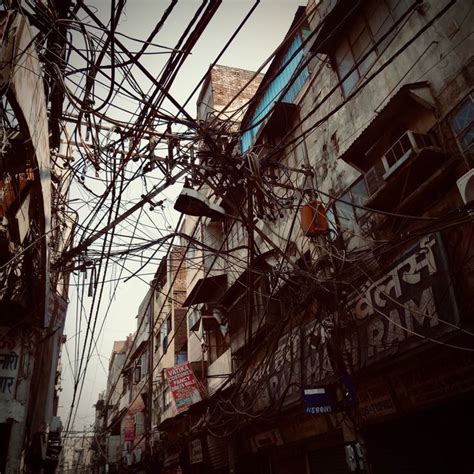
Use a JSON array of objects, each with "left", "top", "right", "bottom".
[{"left": 358, "top": 344, "right": 474, "bottom": 474}]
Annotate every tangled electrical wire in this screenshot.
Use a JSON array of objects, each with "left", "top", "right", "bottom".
[{"left": 13, "top": 0, "right": 471, "bottom": 444}]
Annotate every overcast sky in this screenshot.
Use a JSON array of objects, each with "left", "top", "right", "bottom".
[{"left": 59, "top": 0, "right": 305, "bottom": 432}]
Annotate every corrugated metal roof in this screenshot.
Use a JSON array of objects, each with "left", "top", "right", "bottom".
[
  {"left": 240, "top": 33, "right": 309, "bottom": 152},
  {"left": 339, "top": 81, "right": 434, "bottom": 170},
  {"left": 240, "top": 6, "right": 309, "bottom": 153}
]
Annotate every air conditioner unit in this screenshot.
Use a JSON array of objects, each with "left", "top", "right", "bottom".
[
  {"left": 457, "top": 169, "right": 474, "bottom": 205},
  {"left": 382, "top": 130, "right": 438, "bottom": 178},
  {"left": 365, "top": 131, "right": 439, "bottom": 197}
]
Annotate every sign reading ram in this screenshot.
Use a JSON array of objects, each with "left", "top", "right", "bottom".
[
  {"left": 304, "top": 233, "right": 459, "bottom": 384},
  {"left": 348, "top": 233, "right": 458, "bottom": 367}
]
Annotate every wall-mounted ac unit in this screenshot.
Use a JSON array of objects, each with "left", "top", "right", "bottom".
[
  {"left": 457, "top": 168, "right": 474, "bottom": 204},
  {"left": 365, "top": 131, "right": 440, "bottom": 197}
]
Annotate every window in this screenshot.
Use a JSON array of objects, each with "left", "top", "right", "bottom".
[
  {"left": 334, "top": 178, "right": 369, "bottom": 226},
  {"left": 382, "top": 131, "right": 412, "bottom": 169},
  {"left": 227, "top": 219, "right": 246, "bottom": 251},
  {"left": 134, "top": 359, "right": 142, "bottom": 383},
  {"left": 450, "top": 94, "right": 474, "bottom": 162},
  {"left": 188, "top": 308, "right": 200, "bottom": 335},
  {"left": 162, "top": 385, "right": 172, "bottom": 411},
  {"left": 333, "top": 177, "right": 375, "bottom": 246},
  {"left": 123, "top": 369, "right": 131, "bottom": 394},
  {"left": 334, "top": 0, "right": 412, "bottom": 96},
  {"left": 141, "top": 352, "right": 148, "bottom": 377},
  {"left": 187, "top": 244, "right": 197, "bottom": 264},
  {"left": 158, "top": 315, "right": 172, "bottom": 351},
  {"left": 134, "top": 412, "right": 145, "bottom": 435},
  {"left": 175, "top": 352, "right": 187, "bottom": 365}
]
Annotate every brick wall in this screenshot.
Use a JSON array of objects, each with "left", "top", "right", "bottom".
[
  {"left": 210, "top": 64, "right": 263, "bottom": 112},
  {"left": 173, "top": 307, "right": 188, "bottom": 354},
  {"left": 170, "top": 246, "right": 187, "bottom": 294}
]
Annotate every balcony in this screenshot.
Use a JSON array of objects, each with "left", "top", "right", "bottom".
[
  {"left": 135, "top": 325, "right": 149, "bottom": 348},
  {"left": 182, "top": 274, "right": 227, "bottom": 308},
  {"left": 207, "top": 348, "right": 232, "bottom": 396},
  {"left": 118, "top": 391, "right": 130, "bottom": 411},
  {"left": 158, "top": 403, "right": 176, "bottom": 425}
]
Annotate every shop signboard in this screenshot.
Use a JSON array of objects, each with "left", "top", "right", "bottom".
[
  {"left": 303, "top": 234, "right": 459, "bottom": 388},
  {"left": 390, "top": 348, "right": 474, "bottom": 410},
  {"left": 347, "top": 233, "right": 458, "bottom": 368},
  {"left": 303, "top": 386, "right": 336, "bottom": 414},
  {"left": 249, "top": 429, "right": 284, "bottom": 452},
  {"left": 164, "top": 362, "right": 202, "bottom": 413},
  {"left": 357, "top": 377, "right": 397, "bottom": 421}
]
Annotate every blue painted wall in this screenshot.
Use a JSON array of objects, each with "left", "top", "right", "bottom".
[{"left": 241, "top": 33, "right": 309, "bottom": 153}]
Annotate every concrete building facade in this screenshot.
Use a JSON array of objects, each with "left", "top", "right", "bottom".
[
  {"left": 93, "top": 2, "right": 474, "bottom": 472},
  {"left": 0, "top": 4, "right": 73, "bottom": 472}
]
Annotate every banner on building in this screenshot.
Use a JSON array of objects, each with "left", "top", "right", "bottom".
[
  {"left": 123, "top": 415, "right": 135, "bottom": 441},
  {"left": 164, "top": 362, "right": 202, "bottom": 413}
]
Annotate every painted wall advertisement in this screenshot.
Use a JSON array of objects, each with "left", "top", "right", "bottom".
[
  {"left": 45, "top": 291, "right": 68, "bottom": 330},
  {"left": 0, "top": 330, "right": 20, "bottom": 401},
  {"left": 164, "top": 362, "right": 202, "bottom": 413}
]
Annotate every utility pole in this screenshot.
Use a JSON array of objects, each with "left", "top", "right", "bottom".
[
  {"left": 146, "top": 286, "right": 154, "bottom": 469},
  {"left": 246, "top": 174, "right": 255, "bottom": 352},
  {"left": 330, "top": 294, "right": 372, "bottom": 474}
]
